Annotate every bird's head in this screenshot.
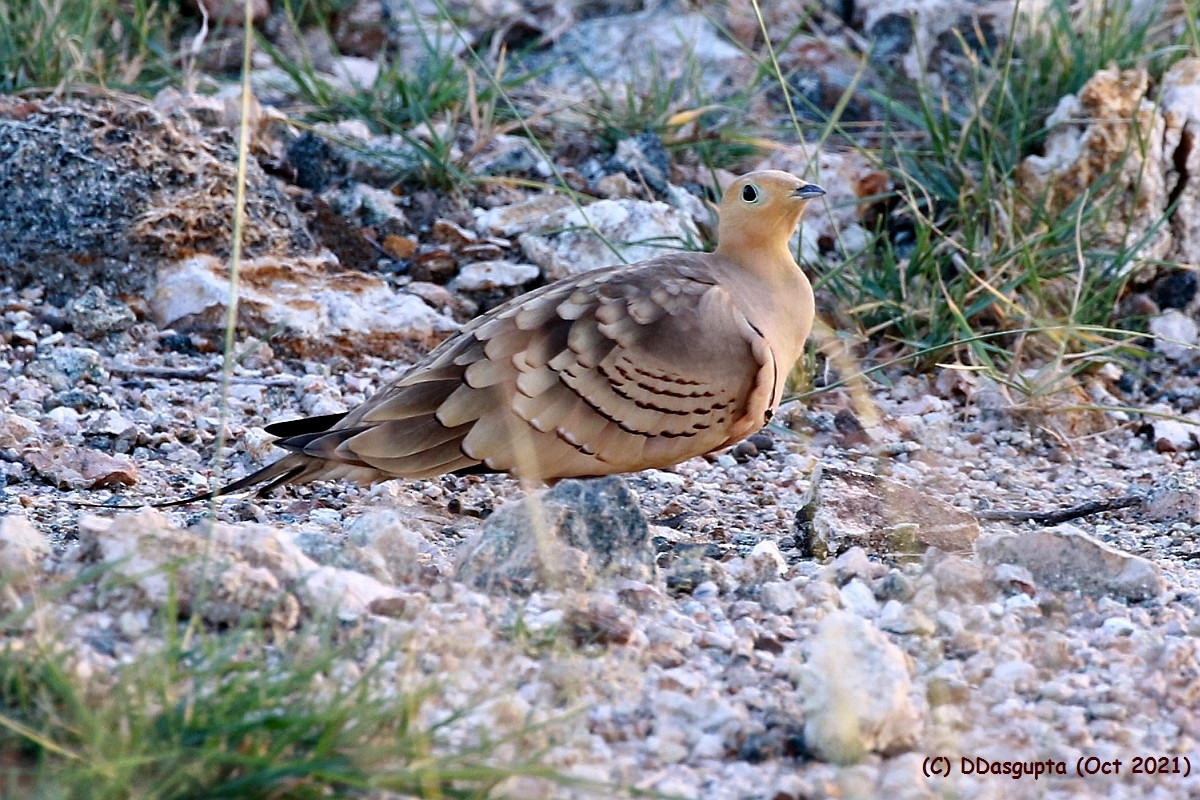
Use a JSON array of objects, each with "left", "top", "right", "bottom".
[{"left": 715, "top": 170, "right": 825, "bottom": 261}]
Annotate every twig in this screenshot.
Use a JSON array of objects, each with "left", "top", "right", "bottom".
[
  {"left": 978, "top": 494, "right": 1145, "bottom": 525},
  {"left": 109, "top": 364, "right": 296, "bottom": 386}
]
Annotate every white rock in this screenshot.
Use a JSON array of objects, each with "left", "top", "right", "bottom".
[
  {"left": 839, "top": 579, "right": 880, "bottom": 618},
  {"left": 152, "top": 254, "right": 458, "bottom": 356},
  {"left": 0, "top": 515, "right": 50, "bottom": 579},
  {"left": 45, "top": 406, "right": 82, "bottom": 435},
  {"left": 89, "top": 409, "right": 136, "bottom": 438},
  {"left": 451, "top": 260, "right": 540, "bottom": 292},
  {"left": 473, "top": 194, "right": 573, "bottom": 237},
  {"left": 296, "top": 566, "right": 396, "bottom": 621},
  {"left": 1147, "top": 402, "right": 1197, "bottom": 451},
  {"left": 761, "top": 580, "right": 801, "bottom": 614},
  {"left": 747, "top": 540, "right": 788, "bottom": 581},
  {"left": 800, "top": 611, "right": 921, "bottom": 764},
  {"left": 832, "top": 547, "right": 876, "bottom": 583},
  {"left": 517, "top": 199, "right": 701, "bottom": 281},
  {"left": 976, "top": 523, "right": 1163, "bottom": 601},
  {"left": 329, "top": 56, "right": 380, "bottom": 88},
  {"left": 691, "top": 732, "right": 725, "bottom": 760},
  {"left": 1149, "top": 309, "right": 1198, "bottom": 361}
]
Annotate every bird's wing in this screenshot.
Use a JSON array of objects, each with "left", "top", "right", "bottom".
[{"left": 278, "top": 255, "right": 779, "bottom": 481}]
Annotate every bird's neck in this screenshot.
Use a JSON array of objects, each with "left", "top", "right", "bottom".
[
  {"left": 713, "top": 226, "right": 815, "bottom": 374},
  {"left": 714, "top": 227, "right": 800, "bottom": 283}
]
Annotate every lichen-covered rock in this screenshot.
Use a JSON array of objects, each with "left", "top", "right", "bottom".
[
  {"left": 527, "top": 8, "right": 753, "bottom": 99},
  {"left": 1016, "top": 59, "right": 1200, "bottom": 277},
  {"left": 0, "top": 96, "right": 315, "bottom": 295},
  {"left": 64, "top": 287, "right": 137, "bottom": 339}
]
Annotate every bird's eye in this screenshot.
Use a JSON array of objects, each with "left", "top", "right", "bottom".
[{"left": 741, "top": 184, "right": 760, "bottom": 203}]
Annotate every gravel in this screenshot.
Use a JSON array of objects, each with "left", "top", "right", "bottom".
[{"left": 3, "top": 281, "right": 1200, "bottom": 798}]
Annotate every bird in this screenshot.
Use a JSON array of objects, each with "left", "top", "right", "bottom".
[{"left": 146, "top": 170, "right": 825, "bottom": 506}]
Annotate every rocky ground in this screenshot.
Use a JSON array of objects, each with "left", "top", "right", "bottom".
[
  {"left": 4, "top": 278, "right": 1200, "bottom": 798},
  {"left": 4, "top": 0, "right": 1200, "bottom": 797}
]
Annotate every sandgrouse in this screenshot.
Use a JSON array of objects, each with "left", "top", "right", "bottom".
[{"left": 156, "top": 170, "right": 824, "bottom": 504}]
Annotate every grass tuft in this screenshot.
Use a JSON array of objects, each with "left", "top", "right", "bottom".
[
  {"left": 0, "top": 0, "right": 180, "bottom": 93},
  {"left": 0, "top": 613, "right": 575, "bottom": 799},
  {"left": 807, "top": 0, "right": 1195, "bottom": 382}
]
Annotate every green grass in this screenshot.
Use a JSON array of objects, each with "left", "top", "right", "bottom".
[
  {"left": 0, "top": 603, "right": 577, "bottom": 799},
  {"left": 0, "top": 0, "right": 181, "bottom": 93},
  {"left": 258, "top": 0, "right": 542, "bottom": 189},
  {"left": 790, "top": 0, "right": 1198, "bottom": 385}
]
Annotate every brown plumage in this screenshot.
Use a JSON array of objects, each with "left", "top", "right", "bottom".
[{"left": 154, "top": 170, "right": 825, "bottom": 505}]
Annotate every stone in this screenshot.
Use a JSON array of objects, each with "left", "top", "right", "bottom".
[
  {"left": 1144, "top": 470, "right": 1200, "bottom": 522},
  {"left": 0, "top": 515, "right": 50, "bottom": 584},
  {"left": 295, "top": 566, "right": 397, "bottom": 621},
  {"left": 329, "top": 56, "right": 381, "bottom": 90},
  {"left": 0, "top": 413, "right": 39, "bottom": 450},
  {"left": 455, "top": 477, "right": 653, "bottom": 593},
  {"left": 473, "top": 194, "right": 574, "bottom": 237},
  {"left": 1146, "top": 402, "right": 1198, "bottom": 452},
  {"left": 468, "top": 134, "right": 552, "bottom": 178},
  {"left": 23, "top": 444, "right": 139, "bottom": 490},
  {"left": 77, "top": 510, "right": 303, "bottom": 629},
  {"left": 528, "top": 8, "right": 753, "bottom": 99},
  {"left": 976, "top": 523, "right": 1163, "bottom": 601},
  {"left": 23, "top": 347, "right": 106, "bottom": 392},
  {"left": 1017, "top": 66, "right": 1168, "bottom": 270},
  {"left": 451, "top": 260, "right": 540, "bottom": 292},
  {"left": 346, "top": 509, "right": 451, "bottom": 585},
  {"left": 1149, "top": 310, "right": 1198, "bottom": 361},
  {"left": 1015, "top": 60, "right": 1200, "bottom": 278},
  {"left": 517, "top": 199, "right": 701, "bottom": 281},
  {"left": 151, "top": 254, "right": 459, "bottom": 358},
  {"left": 761, "top": 580, "right": 801, "bottom": 614},
  {"left": 606, "top": 131, "right": 671, "bottom": 195},
  {"left": 799, "top": 611, "right": 921, "bottom": 764},
  {"left": 795, "top": 466, "right": 980, "bottom": 559},
  {"left": 64, "top": 286, "right": 136, "bottom": 338},
  {"left": 1161, "top": 58, "right": 1200, "bottom": 276},
  {"left": 744, "top": 540, "right": 788, "bottom": 583}
]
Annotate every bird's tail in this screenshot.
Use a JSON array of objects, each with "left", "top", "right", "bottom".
[{"left": 71, "top": 453, "right": 321, "bottom": 510}]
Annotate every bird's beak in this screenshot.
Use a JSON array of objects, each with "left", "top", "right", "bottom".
[{"left": 793, "top": 184, "right": 826, "bottom": 200}]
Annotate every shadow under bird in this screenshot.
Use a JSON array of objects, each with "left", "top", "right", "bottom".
[{"left": 137, "top": 170, "right": 826, "bottom": 506}]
